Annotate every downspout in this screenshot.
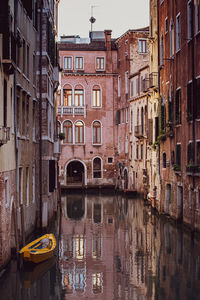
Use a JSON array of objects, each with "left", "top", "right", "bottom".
[
  {"left": 39, "top": 0, "right": 43, "bottom": 229},
  {"left": 14, "top": 0, "right": 19, "bottom": 258},
  {"left": 191, "top": 1, "right": 195, "bottom": 230},
  {"left": 157, "top": 0, "right": 161, "bottom": 204}
]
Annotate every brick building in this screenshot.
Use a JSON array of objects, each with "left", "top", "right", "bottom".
[
  {"left": 57, "top": 31, "right": 118, "bottom": 188},
  {"left": 115, "top": 28, "right": 149, "bottom": 191}
]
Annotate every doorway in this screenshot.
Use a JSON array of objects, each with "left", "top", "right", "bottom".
[{"left": 67, "top": 161, "right": 85, "bottom": 185}]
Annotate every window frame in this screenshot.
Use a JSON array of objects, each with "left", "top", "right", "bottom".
[
  {"left": 92, "top": 85, "right": 102, "bottom": 108},
  {"left": 96, "top": 57, "right": 105, "bottom": 71},
  {"left": 176, "top": 13, "right": 181, "bottom": 52},
  {"left": 138, "top": 39, "right": 147, "bottom": 54},
  {"left": 92, "top": 120, "right": 102, "bottom": 145},
  {"left": 74, "top": 120, "right": 84, "bottom": 144},
  {"left": 75, "top": 56, "right": 84, "bottom": 70},
  {"left": 63, "top": 56, "right": 73, "bottom": 70},
  {"left": 92, "top": 157, "right": 103, "bottom": 179},
  {"left": 63, "top": 120, "right": 73, "bottom": 144}
]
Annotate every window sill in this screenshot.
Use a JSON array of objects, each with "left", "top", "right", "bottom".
[{"left": 93, "top": 144, "right": 102, "bottom": 146}]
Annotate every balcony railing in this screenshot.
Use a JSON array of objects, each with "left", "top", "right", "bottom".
[
  {"left": 134, "top": 124, "right": 146, "bottom": 138},
  {"left": 0, "top": 126, "right": 10, "bottom": 146},
  {"left": 148, "top": 72, "right": 158, "bottom": 89},
  {"left": 57, "top": 105, "right": 86, "bottom": 117}
]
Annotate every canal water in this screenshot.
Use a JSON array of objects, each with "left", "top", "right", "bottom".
[{"left": 0, "top": 192, "right": 200, "bottom": 300}]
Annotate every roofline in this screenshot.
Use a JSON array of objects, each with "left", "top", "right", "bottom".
[{"left": 115, "top": 27, "right": 149, "bottom": 43}]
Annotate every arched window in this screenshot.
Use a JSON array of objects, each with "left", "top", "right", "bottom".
[
  {"left": 74, "top": 86, "right": 84, "bottom": 106},
  {"left": 163, "top": 152, "right": 167, "bottom": 168},
  {"left": 92, "top": 85, "right": 101, "bottom": 107},
  {"left": 75, "top": 121, "right": 84, "bottom": 143},
  {"left": 63, "top": 86, "right": 72, "bottom": 106},
  {"left": 63, "top": 120, "right": 72, "bottom": 143},
  {"left": 93, "top": 157, "right": 102, "bottom": 178},
  {"left": 93, "top": 121, "right": 101, "bottom": 144}
]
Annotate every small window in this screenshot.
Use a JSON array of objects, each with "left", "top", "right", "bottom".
[
  {"left": 64, "top": 56, "right": 72, "bottom": 70},
  {"left": 75, "top": 57, "right": 83, "bottom": 70},
  {"left": 163, "top": 153, "right": 167, "bottom": 168},
  {"left": 139, "top": 40, "right": 147, "bottom": 53},
  {"left": 165, "top": 18, "right": 168, "bottom": 33},
  {"left": 96, "top": 57, "right": 104, "bottom": 70},
  {"left": 93, "top": 157, "right": 102, "bottom": 178},
  {"left": 108, "top": 157, "right": 113, "bottom": 164},
  {"left": 175, "top": 89, "right": 181, "bottom": 125},
  {"left": 176, "top": 13, "right": 181, "bottom": 51}
]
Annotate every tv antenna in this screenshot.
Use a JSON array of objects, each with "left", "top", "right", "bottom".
[{"left": 89, "top": 5, "right": 98, "bottom": 32}]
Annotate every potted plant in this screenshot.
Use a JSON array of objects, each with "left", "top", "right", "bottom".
[{"left": 59, "top": 132, "right": 65, "bottom": 140}]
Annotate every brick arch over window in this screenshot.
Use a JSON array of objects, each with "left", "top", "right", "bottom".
[{"left": 92, "top": 85, "right": 101, "bottom": 107}]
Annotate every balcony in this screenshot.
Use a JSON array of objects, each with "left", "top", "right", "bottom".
[
  {"left": 148, "top": 72, "right": 158, "bottom": 90},
  {"left": 57, "top": 106, "right": 86, "bottom": 117},
  {"left": 0, "top": 126, "right": 10, "bottom": 146},
  {"left": 134, "top": 125, "right": 146, "bottom": 138}
]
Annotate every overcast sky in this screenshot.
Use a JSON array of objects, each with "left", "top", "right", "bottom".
[{"left": 58, "top": 0, "right": 149, "bottom": 39}]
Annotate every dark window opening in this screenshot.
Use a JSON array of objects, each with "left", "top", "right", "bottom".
[
  {"left": 93, "top": 158, "right": 102, "bottom": 178},
  {"left": 163, "top": 153, "right": 167, "bottom": 168},
  {"left": 187, "top": 82, "right": 192, "bottom": 121},
  {"left": 175, "top": 89, "right": 181, "bottom": 124},
  {"left": 108, "top": 157, "right": 113, "bottom": 164},
  {"left": 94, "top": 204, "right": 101, "bottom": 223},
  {"left": 49, "top": 160, "right": 55, "bottom": 192},
  {"left": 176, "top": 144, "right": 181, "bottom": 168}
]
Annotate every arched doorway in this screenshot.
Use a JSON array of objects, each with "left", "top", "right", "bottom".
[
  {"left": 124, "top": 169, "right": 128, "bottom": 189},
  {"left": 67, "top": 160, "right": 85, "bottom": 185}
]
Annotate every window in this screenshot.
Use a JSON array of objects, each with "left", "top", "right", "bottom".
[
  {"left": 75, "top": 121, "right": 84, "bottom": 143},
  {"left": 130, "top": 80, "right": 134, "bottom": 97},
  {"left": 141, "top": 144, "right": 143, "bottom": 160},
  {"left": 187, "top": 82, "right": 192, "bottom": 120},
  {"left": 49, "top": 160, "right": 55, "bottom": 193},
  {"left": 63, "top": 88, "right": 72, "bottom": 106},
  {"left": 136, "top": 144, "right": 139, "bottom": 159},
  {"left": 5, "top": 178, "right": 9, "bottom": 207},
  {"left": 64, "top": 56, "right": 72, "bottom": 70},
  {"left": 63, "top": 121, "right": 73, "bottom": 143},
  {"left": 187, "top": 142, "right": 193, "bottom": 164},
  {"left": 165, "top": 18, "right": 168, "bottom": 34},
  {"left": 195, "top": 0, "right": 200, "bottom": 33},
  {"left": 93, "top": 157, "right": 102, "bottom": 178},
  {"left": 176, "top": 13, "right": 181, "bottom": 51},
  {"left": 93, "top": 121, "right": 101, "bottom": 144},
  {"left": 27, "top": 44, "right": 29, "bottom": 78},
  {"left": 3, "top": 79, "right": 7, "bottom": 127},
  {"left": 96, "top": 57, "right": 104, "bottom": 70},
  {"left": 176, "top": 144, "right": 181, "bottom": 168},
  {"left": 125, "top": 72, "right": 128, "bottom": 94},
  {"left": 26, "top": 167, "right": 29, "bottom": 206},
  {"left": 139, "top": 40, "right": 147, "bottom": 53},
  {"left": 74, "top": 89, "right": 84, "bottom": 106},
  {"left": 33, "top": 54, "right": 36, "bottom": 86},
  {"left": 197, "top": 141, "right": 200, "bottom": 164},
  {"left": 19, "top": 167, "right": 23, "bottom": 205},
  {"left": 118, "top": 76, "right": 121, "bottom": 98},
  {"left": 75, "top": 57, "right": 83, "bottom": 70},
  {"left": 160, "top": 34, "right": 164, "bottom": 65},
  {"left": 170, "top": 20, "right": 174, "bottom": 57},
  {"left": 92, "top": 86, "right": 101, "bottom": 107},
  {"left": 163, "top": 153, "right": 167, "bottom": 168},
  {"left": 108, "top": 157, "right": 113, "bottom": 164},
  {"left": 116, "top": 110, "right": 120, "bottom": 125},
  {"left": 188, "top": 1, "right": 192, "bottom": 39},
  {"left": 175, "top": 89, "right": 181, "bottom": 124},
  {"left": 22, "top": 39, "right": 26, "bottom": 73},
  {"left": 130, "top": 110, "right": 133, "bottom": 132},
  {"left": 92, "top": 273, "right": 102, "bottom": 294},
  {"left": 22, "top": 92, "right": 26, "bottom": 135},
  {"left": 26, "top": 98, "right": 29, "bottom": 136},
  {"left": 32, "top": 165, "right": 35, "bottom": 203}
]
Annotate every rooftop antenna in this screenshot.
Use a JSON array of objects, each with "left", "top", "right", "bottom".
[{"left": 89, "top": 5, "right": 98, "bottom": 32}]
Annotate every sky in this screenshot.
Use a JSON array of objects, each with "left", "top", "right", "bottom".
[{"left": 58, "top": 0, "right": 149, "bottom": 39}]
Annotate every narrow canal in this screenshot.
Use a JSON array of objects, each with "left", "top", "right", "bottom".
[{"left": 0, "top": 192, "right": 200, "bottom": 300}]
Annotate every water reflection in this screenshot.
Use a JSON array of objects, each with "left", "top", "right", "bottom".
[{"left": 0, "top": 193, "right": 200, "bottom": 299}]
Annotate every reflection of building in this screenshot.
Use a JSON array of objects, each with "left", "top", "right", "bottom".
[
  {"left": 57, "top": 31, "right": 118, "bottom": 188},
  {"left": 59, "top": 193, "right": 115, "bottom": 299}
]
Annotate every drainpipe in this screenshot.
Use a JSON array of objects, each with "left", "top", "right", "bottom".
[
  {"left": 14, "top": 0, "right": 19, "bottom": 259},
  {"left": 39, "top": 0, "right": 43, "bottom": 229},
  {"left": 191, "top": 1, "right": 195, "bottom": 230},
  {"left": 157, "top": 0, "right": 161, "bottom": 208}
]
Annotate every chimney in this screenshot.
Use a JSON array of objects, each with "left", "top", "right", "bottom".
[{"left": 104, "top": 30, "right": 112, "bottom": 51}]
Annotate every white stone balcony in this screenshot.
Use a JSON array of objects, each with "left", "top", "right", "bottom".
[{"left": 57, "top": 105, "right": 86, "bottom": 117}]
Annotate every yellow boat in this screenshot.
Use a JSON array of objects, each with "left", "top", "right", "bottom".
[{"left": 19, "top": 233, "right": 56, "bottom": 264}]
